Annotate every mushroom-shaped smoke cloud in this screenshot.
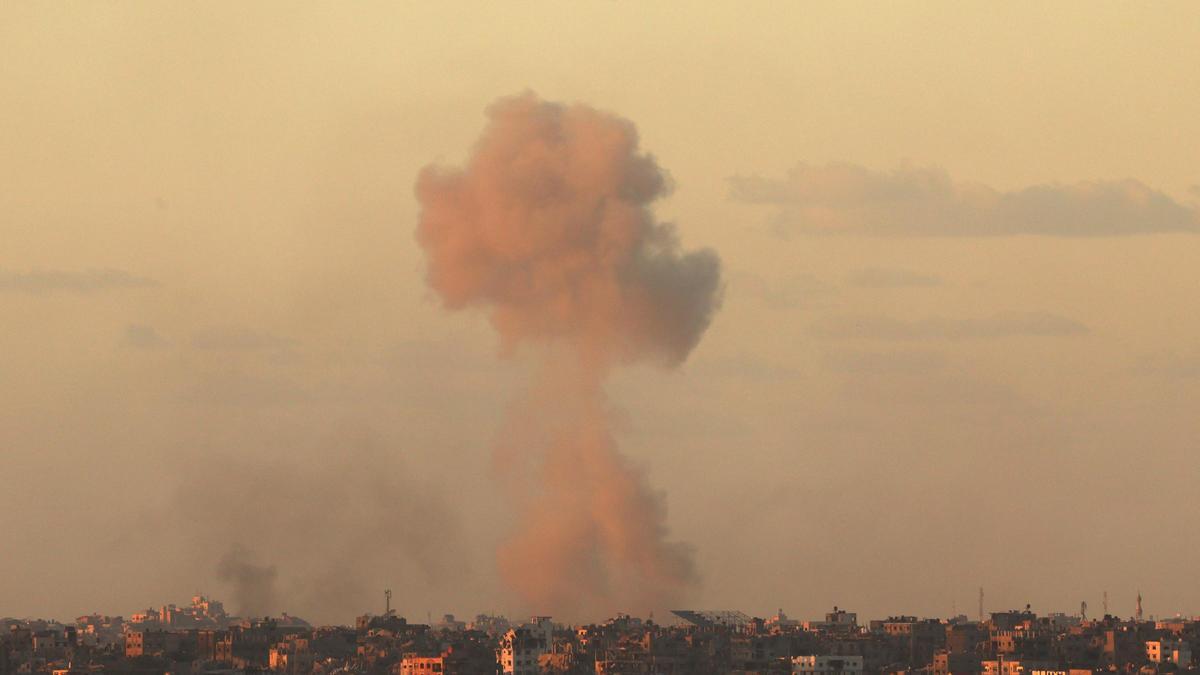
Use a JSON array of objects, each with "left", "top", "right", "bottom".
[{"left": 416, "top": 92, "right": 722, "bottom": 618}]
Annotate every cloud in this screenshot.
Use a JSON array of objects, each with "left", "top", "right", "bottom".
[
  {"left": 0, "top": 268, "right": 159, "bottom": 293},
  {"left": 190, "top": 326, "right": 297, "bottom": 352},
  {"left": 123, "top": 324, "right": 169, "bottom": 350},
  {"left": 730, "top": 163, "right": 1200, "bottom": 236},
  {"left": 846, "top": 267, "right": 942, "bottom": 288},
  {"left": 732, "top": 270, "right": 836, "bottom": 309},
  {"left": 811, "top": 311, "right": 1088, "bottom": 341},
  {"left": 837, "top": 369, "right": 1045, "bottom": 430},
  {"left": 823, "top": 349, "right": 947, "bottom": 374},
  {"left": 1135, "top": 351, "right": 1200, "bottom": 379},
  {"left": 691, "top": 352, "right": 804, "bottom": 380},
  {"left": 178, "top": 372, "right": 310, "bottom": 407}
]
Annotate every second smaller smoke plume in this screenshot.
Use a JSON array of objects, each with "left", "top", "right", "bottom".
[{"left": 216, "top": 544, "right": 280, "bottom": 618}]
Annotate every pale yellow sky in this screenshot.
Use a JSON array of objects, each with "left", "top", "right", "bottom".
[{"left": 2, "top": 2, "right": 1199, "bottom": 623}]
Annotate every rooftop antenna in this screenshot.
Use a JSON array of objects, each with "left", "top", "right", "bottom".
[
  {"left": 1102, "top": 591, "right": 1108, "bottom": 616},
  {"left": 978, "top": 587, "right": 984, "bottom": 622},
  {"left": 384, "top": 589, "right": 392, "bottom": 615},
  {"left": 1136, "top": 591, "right": 1143, "bottom": 621},
  {"left": 1081, "top": 601, "right": 1088, "bottom": 621}
]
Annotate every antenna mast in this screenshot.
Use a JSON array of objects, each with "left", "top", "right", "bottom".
[{"left": 384, "top": 589, "right": 392, "bottom": 615}]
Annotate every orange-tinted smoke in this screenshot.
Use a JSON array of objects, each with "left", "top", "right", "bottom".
[
  {"left": 415, "top": 92, "right": 722, "bottom": 617},
  {"left": 493, "top": 377, "right": 699, "bottom": 617},
  {"left": 416, "top": 92, "right": 721, "bottom": 371}
]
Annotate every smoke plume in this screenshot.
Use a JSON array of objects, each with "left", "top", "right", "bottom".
[
  {"left": 415, "top": 92, "right": 722, "bottom": 617},
  {"left": 217, "top": 544, "right": 280, "bottom": 617},
  {"left": 169, "top": 436, "right": 469, "bottom": 624}
]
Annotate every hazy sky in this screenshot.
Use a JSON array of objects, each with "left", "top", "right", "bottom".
[{"left": 3, "top": 2, "right": 1199, "bottom": 625}]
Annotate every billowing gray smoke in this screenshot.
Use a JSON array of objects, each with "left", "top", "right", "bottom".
[
  {"left": 216, "top": 544, "right": 279, "bottom": 618},
  {"left": 169, "top": 437, "right": 468, "bottom": 623}
]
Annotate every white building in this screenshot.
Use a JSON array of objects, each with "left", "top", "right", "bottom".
[
  {"left": 792, "top": 655, "right": 864, "bottom": 674},
  {"left": 1146, "top": 639, "right": 1192, "bottom": 667}
]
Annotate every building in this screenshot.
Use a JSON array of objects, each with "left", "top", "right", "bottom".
[
  {"left": 525, "top": 617, "right": 553, "bottom": 648},
  {"left": 930, "top": 650, "right": 981, "bottom": 674},
  {"left": 670, "top": 610, "right": 751, "bottom": 630},
  {"left": 826, "top": 608, "right": 858, "bottom": 631},
  {"left": 468, "top": 614, "right": 510, "bottom": 636},
  {"left": 124, "top": 629, "right": 179, "bottom": 658},
  {"left": 269, "top": 634, "right": 313, "bottom": 672},
  {"left": 1146, "top": 638, "right": 1192, "bottom": 667},
  {"left": 991, "top": 631, "right": 1016, "bottom": 654},
  {"left": 497, "top": 628, "right": 545, "bottom": 675},
  {"left": 878, "top": 617, "right": 918, "bottom": 637},
  {"left": 792, "top": 655, "right": 864, "bottom": 674},
  {"left": 398, "top": 652, "right": 444, "bottom": 674},
  {"left": 196, "top": 629, "right": 233, "bottom": 663},
  {"left": 946, "top": 623, "right": 984, "bottom": 655},
  {"left": 31, "top": 631, "right": 66, "bottom": 655},
  {"left": 765, "top": 609, "right": 801, "bottom": 631},
  {"left": 982, "top": 659, "right": 1058, "bottom": 675},
  {"left": 990, "top": 611, "right": 1035, "bottom": 632}
]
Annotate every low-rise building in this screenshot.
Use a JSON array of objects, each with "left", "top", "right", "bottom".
[{"left": 792, "top": 654, "right": 864, "bottom": 674}]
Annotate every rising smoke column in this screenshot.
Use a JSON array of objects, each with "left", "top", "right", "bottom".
[
  {"left": 415, "top": 92, "right": 722, "bottom": 617},
  {"left": 216, "top": 544, "right": 280, "bottom": 618}
]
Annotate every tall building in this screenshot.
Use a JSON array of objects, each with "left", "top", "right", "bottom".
[{"left": 496, "top": 628, "right": 546, "bottom": 675}]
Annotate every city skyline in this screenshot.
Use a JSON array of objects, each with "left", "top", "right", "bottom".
[
  {"left": 4, "top": 589, "right": 1174, "bottom": 628},
  {"left": 5, "top": 592, "right": 1198, "bottom": 674}
]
